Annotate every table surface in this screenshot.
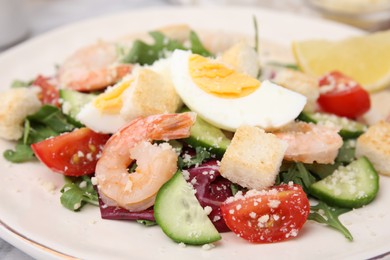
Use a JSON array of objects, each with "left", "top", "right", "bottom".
[{"left": 0, "top": 0, "right": 386, "bottom": 259}]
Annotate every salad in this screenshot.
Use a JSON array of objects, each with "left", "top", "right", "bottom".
[{"left": 0, "top": 20, "right": 389, "bottom": 251}]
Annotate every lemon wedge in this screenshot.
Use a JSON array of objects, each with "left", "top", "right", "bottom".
[{"left": 292, "top": 30, "right": 390, "bottom": 92}]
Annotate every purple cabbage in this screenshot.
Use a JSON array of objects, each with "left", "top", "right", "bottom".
[
  {"left": 186, "top": 160, "right": 233, "bottom": 232},
  {"left": 98, "top": 197, "right": 155, "bottom": 221}
]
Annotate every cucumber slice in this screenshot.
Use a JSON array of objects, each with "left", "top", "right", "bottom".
[
  {"left": 298, "top": 112, "right": 367, "bottom": 139},
  {"left": 309, "top": 157, "right": 379, "bottom": 208},
  {"left": 182, "top": 108, "right": 231, "bottom": 157},
  {"left": 154, "top": 172, "right": 221, "bottom": 245},
  {"left": 59, "top": 89, "right": 96, "bottom": 126}
]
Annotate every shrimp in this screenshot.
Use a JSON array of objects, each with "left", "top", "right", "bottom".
[
  {"left": 95, "top": 112, "right": 196, "bottom": 211},
  {"left": 274, "top": 122, "right": 343, "bottom": 164},
  {"left": 58, "top": 41, "right": 132, "bottom": 91}
]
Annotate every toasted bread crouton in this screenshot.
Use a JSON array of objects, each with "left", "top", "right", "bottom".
[
  {"left": 219, "top": 125, "right": 287, "bottom": 190},
  {"left": 272, "top": 69, "right": 319, "bottom": 112},
  {"left": 219, "top": 41, "right": 260, "bottom": 78},
  {"left": 120, "top": 67, "right": 182, "bottom": 121},
  {"left": 0, "top": 88, "right": 41, "bottom": 140},
  {"left": 158, "top": 24, "right": 192, "bottom": 43},
  {"left": 356, "top": 121, "right": 390, "bottom": 176}
]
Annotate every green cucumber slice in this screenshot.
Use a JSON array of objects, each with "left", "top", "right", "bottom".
[
  {"left": 182, "top": 108, "right": 231, "bottom": 157},
  {"left": 299, "top": 112, "right": 367, "bottom": 139},
  {"left": 154, "top": 172, "right": 221, "bottom": 245},
  {"left": 309, "top": 157, "right": 379, "bottom": 208},
  {"left": 59, "top": 89, "right": 96, "bottom": 126}
]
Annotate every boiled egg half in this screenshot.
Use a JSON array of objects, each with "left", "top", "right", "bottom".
[
  {"left": 170, "top": 50, "right": 307, "bottom": 131},
  {"left": 77, "top": 59, "right": 182, "bottom": 133}
]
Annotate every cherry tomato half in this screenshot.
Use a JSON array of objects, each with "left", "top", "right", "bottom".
[
  {"left": 317, "top": 71, "right": 370, "bottom": 119},
  {"left": 220, "top": 184, "right": 310, "bottom": 243},
  {"left": 32, "top": 75, "right": 60, "bottom": 107},
  {"left": 31, "top": 128, "right": 110, "bottom": 176}
]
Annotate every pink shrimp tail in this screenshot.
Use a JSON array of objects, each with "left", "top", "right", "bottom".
[{"left": 146, "top": 112, "right": 197, "bottom": 140}]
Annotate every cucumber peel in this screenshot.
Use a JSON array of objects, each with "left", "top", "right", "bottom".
[
  {"left": 309, "top": 157, "right": 379, "bottom": 208},
  {"left": 154, "top": 172, "right": 221, "bottom": 245},
  {"left": 182, "top": 108, "right": 231, "bottom": 157},
  {"left": 299, "top": 112, "right": 367, "bottom": 139}
]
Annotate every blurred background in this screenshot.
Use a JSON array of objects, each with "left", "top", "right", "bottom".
[
  {"left": 1, "top": 0, "right": 390, "bottom": 52},
  {"left": 0, "top": 0, "right": 389, "bottom": 259}
]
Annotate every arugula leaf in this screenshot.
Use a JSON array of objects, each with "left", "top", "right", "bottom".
[
  {"left": 60, "top": 175, "right": 98, "bottom": 211},
  {"left": 189, "top": 31, "right": 212, "bottom": 57},
  {"left": 3, "top": 105, "right": 77, "bottom": 163},
  {"left": 253, "top": 15, "right": 259, "bottom": 54},
  {"left": 277, "top": 163, "right": 317, "bottom": 194},
  {"left": 309, "top": 201, "right": 353, "bottom": 241},
  {"left": 336, "top": 139, "right": 356, "bottom": 164},
  {"left": 121, "top": 31, "right": 185, "bottom": 65},
  {"left": 120, "top": 30, "right": 212, "bottom": 65},
  {"left": 305, "top": 162, "right": 341, "bottom": 180},
  {"left": 27, "top": 105, "right": 75, "bottom": 133},
  {"left": 3, "top": 143, "right": 35, "bottom": 163},
  {"left": 266, "top": 61, "right": 299, "bottom": 70},
  {"left": 136, "top": 220, "right": 157, "bottom": 226},
  {"left": 178, "top": 146, "right": 212, "bottom": 169},
  {"left": 11, "top": 79, "right": 33, "bottom": 88}
]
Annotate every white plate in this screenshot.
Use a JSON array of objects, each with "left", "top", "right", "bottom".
[{"left": 0, "top": 6, "right": 389, "bottom": 260}]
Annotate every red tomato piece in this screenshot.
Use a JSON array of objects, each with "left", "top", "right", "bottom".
[
  {"left": 31, "top": 128, "right": 110, "bottom": 176},
  {"left": 32, "top": 75, "right": 60, "bottom": 107},
  {"left": 220, "top": 184, "right": 310, "bottom": 243},
  {"left": 317, "top": 71, "right": 370, "bottom": 119}
]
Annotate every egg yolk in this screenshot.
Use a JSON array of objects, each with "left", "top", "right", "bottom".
[
  {"left": 93, "top": 79, "right": 133, "bottom": 113},
  {"left": 189, "top": 54, "right": 260, "bottom": 98}
]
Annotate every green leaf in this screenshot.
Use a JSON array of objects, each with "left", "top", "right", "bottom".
[
  {"left": 266, "top": 61, "right": 299, "bottom": 70},
  {"left": 277, "top": 163, "right": 317, "bottom": 194},
  {"left": 336, "top": 139, "right": 356, "bottom": 164},
  {"left": 27, "top": 105, "right": 75, "bottom": 133},
  {"left": 3, "top": 105, "right": 77, "bottom": 163},
  {"left": 305, "top": 162, "right": 342, "bottom": 180},
  {"left": 189, "top": 31, "right": 212, "bottom": 57},
  {"left": 178, "top": 146, "right": 212, "bottom": 169},
  {"left": 308, "top": 201, "right": 353, "bottom": 241},
  {"left": 120, "top": 30, "right": 212, "bottom": 65},
  {"left": 253, "top": 15, "right": 259, "bottom": 54},
  {"left": 137, "top": 220, "right": 157, "bottom": 226},
  {"left": 11, "top": 79, "right": 32, "bottom": 88},
  {"left": 121, "top": 31, "right": 186, "bottom": 65},
  {"left": 60, "top": 175, "right": 98, "bottom": 211},
  {"left": 3, "top": 143, "right": 35, "bottom": 163}
]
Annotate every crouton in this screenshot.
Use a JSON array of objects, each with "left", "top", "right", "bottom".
[
  {"left": 158, "top": 24, "right": 192, "bottom": 43},
  {"left": 120, "top": 68, "right": 182, "bottom": 120},
  {"left": 219, "top": 41, "right": 260, "bottom": 78},
  {"left": 0, "top": 88, "right": 41, "bottom": 140},
  {"left": 356, "top": 121, "right": 390, "bottom": 176},
  {"left": 272, "top": 69, "right": 319, "bottom": 112},
  {"left": 219, "top": 125, "right": 287, "bottom": 190}
]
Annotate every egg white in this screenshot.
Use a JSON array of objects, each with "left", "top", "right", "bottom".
[
  {"left": 170, "top": 50, "right": 307, "bottom": 131},
  {"left": 77, "top": 58, "right": 180, "bottom": 134},
  {"left": 77, "top": 100, "right": 128, "bottom": 134}
]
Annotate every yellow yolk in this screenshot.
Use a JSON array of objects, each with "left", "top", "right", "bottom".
[
  {"left": 93, "top": 79, "right": 133, "bottom": 113},
  {"left": 189, "top": 54, "right": 260, "bottom": 98}
]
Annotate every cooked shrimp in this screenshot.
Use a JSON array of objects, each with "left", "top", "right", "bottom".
[
  {"left": 95, "top": 112, "right": 196, "bottom": 211},
  {"left": 58, "top": 41, "right": 132, "bottom": 91},
  {"left": 274, "top": 122, "right": 343, "bottom": 164}
]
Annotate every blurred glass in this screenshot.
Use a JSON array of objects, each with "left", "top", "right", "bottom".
[
  {"left": 0, "top": 0, "right": 29, "bottom": 49},
  {"left": 306, "top": 0, "right": 390, "bottom": 31}
]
